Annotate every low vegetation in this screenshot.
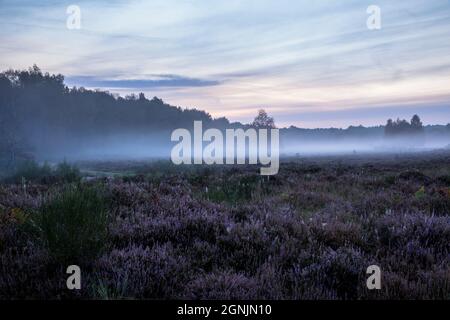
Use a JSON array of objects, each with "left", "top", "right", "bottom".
[
  {"left": 33, "top": 184, "right": 109, "bottom": 264},
  {"left": 4, "top": 160, "right": 81, "bottom": 184},
  {"left": 0, "top": 152, "right": 449, "bottom": 299}
]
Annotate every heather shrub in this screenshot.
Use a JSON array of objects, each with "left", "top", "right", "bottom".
[
  {"left": 255, "top": 261, "right": 286, "bottom": 299},
  {"left": 94, "top": 243, "right": 189, "bottom": 299},
  {"left": 379, "top": 268, "right": 450, "bottom": 299},
  {"left": 0, "top": 245, "right": 67, "bottom": 299},
  {"left": 32, "top": 184, "right": 109, "bottom": 264},
  {"left": 353, "top": 191, "right": 398, "bottom": 217},
  {"left": 1, "top": 154, "right": 450, "bottom": 299},
  {"left": 398, "top": 170, "right": 431, "bottom": 184},
  {"left": 217, "top": 221, "right": 272, "bottom": 273},
  {"left": 383, "top": 174, "right": 397, "bottom": 186},
  {"left": 424, "top": 193, "right": 450, "bottom": 216},
  {"left": 287, "top": 190, "right": 329, "bottom": 215},
  {"left": 0, "top": 220, "right": 74, "bottom": 299},
  {"left": 287, "top": 247, "right": 367, "bottom": 299},
  {"left": 0, "top": 212, "right": 33, "bottom": 251},
  {"left": 0, "top": 184, "right": 47, "bottom": 216},
  {"left": 181, "top": 271, "right": 259, "bottom": 299},
  {"left": 263, "top": 209, "right": 310, "bottom": 243},
  {"left": 376, "top": 213, "right": 450, "bottom": 254},
  {"left": 229, "top": 205, "right": 254, "bottom": 222},
  {"left": 110, "top": 196, "right": 227, "bottom": 248},
  {"left": 436, "top": 174, "right": 450, "bottom": 185},
  {"left": 109, "top": 181, "right": 153, "bottom": 207},
  {"left": 312, "top": 220, "right": 365, "bottom": 250},
  {"left": 182, "top": 239, "right": 221, "bottom": 272}
]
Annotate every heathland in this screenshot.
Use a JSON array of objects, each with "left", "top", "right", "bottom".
[{"left": 1, "top": 152, "right": 449, "bottom": 299}]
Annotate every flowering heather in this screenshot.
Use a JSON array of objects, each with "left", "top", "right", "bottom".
[{"left": 0, "top": 152, "right": 449, "bottom": 299}]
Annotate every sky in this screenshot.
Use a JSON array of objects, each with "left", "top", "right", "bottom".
[{"left": 0, "top": 0, "right": 449, "bottom": 128}]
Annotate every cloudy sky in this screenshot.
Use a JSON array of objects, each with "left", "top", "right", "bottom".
[{"left": 1, "top": 0, "right": 449, "bottom": 128}]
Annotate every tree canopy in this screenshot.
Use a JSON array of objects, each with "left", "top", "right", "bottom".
[
  {"left": 384, "top": 115, "right": 424, "bottom": 136},
  {"left": 252, "top": 109, "right": 276, "bottom": 128}
]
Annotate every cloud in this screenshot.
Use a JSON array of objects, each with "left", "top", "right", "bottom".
[{"left": 65, "top": 75, "right": 220, "bottom": 89}]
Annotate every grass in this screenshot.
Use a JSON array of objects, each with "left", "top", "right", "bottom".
[{"left": 31, "top": 184, "right": 109, "bottom": 264}]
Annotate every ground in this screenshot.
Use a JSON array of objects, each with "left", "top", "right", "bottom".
[{"left": 0, "top": 151, "right": 449, "bottom": 299}]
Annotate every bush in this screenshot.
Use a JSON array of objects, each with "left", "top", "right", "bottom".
[
  {"left": 182, "top": 271, "right": 259, "bottom": 299},
  {"left": 55, "top": 160, "right": 81, "bottom": 183},
  {"left": 33, "top": 185, "right": 109, "bottom": 264},
  {"left": 9, "top": 160, "right": 52, "bottom": 184},
  {"left": 6, "top": 160, "right": 81, "bottom": 184},
  {"left": 206, "top": 174, "right": 271, "bottom": 204},
  {"left": 94, "top": 243, "right": 189, "bottom": 299}
]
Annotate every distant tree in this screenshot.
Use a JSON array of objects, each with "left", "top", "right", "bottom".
[
  {"left": 125, "top": 93, "right": 137, "bottom": 100},
  {"left": 252, "top": 109, "right": 275, "bottom": 128},
  {"left": 384, "top": 114, "right": 425, "bottom": 144},
  {"left": 385, "top": 119, "right": 394, "bottom": 135},
  {"left": 214, "top": 116, "right": 230, "bottom": 129},
  {"left": 410, "top": 114, "right": 423, "bottom": 132},
  {"left": 0, "top": 95, "right": 29, "bottom": 166}
]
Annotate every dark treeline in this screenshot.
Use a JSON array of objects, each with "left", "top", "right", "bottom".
[
  {"left": 0, "top": 66, "right": 233, "bottom": 161},
  {"left": 1, "top": 66, "right": 449, "bottom": 163},
  {"left": 385, "top": 115, "right": 424, "bottom": 136}
]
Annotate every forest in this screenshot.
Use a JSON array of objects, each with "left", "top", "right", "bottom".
[{"left": 1, "top": 66, "right": 449, "bottom": 166}]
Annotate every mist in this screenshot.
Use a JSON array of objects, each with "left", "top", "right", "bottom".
[
  {"left": 1, "top": 67, "right": 449, "bottom": 166},
  {"left": 30, "top": 128, "right": 450, "bottom": 164}
]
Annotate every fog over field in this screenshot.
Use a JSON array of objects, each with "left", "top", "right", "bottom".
[
  {"left": 281, "top": 135, "right": 450, "bottom": 156},
  {"left": 1, "top": 67, "right": 449, "bottom": 164},
  {"left": 34, "top": 123, "right": 450, "bottom": 161},
  {"left": 59, "top": 132, "right": 450, "bottom": 161}
]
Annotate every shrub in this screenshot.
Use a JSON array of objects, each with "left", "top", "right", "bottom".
[
  {"left": 288, "top": 247, "right": 367, "bottom": 299},
  {"left": 33, "top": 185, "right": 109, "bottom": 264},
  {"left": 205, "top": 174, "right": 271, "bottom": 204},
  {"left": 55, "top": 160, "right": 81, "bottom": 183},
  {"left": 94, "top": 243, "right": 189, "bottom": 299},
  {"left": 9, "top": 160, "right": 52, "bottom": 184},
  {"left": 5, "top": 160, "right": 81, "bottom": 184},
  {"left": 181, "top": 271, "right": 259, "bottom": 299},
  {"left": 1, "top": 155, "right": 450, "bottom": 299}
]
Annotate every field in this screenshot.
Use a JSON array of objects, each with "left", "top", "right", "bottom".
[{"left": 0, "top": 151, "right": 449, "bottom": 299}]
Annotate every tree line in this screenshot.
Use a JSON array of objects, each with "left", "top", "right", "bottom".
[
  {"left": 384, "top": 115, "right": 424, "bottom": 136},
  {"left": 0, "top": 66, "right": 231, "bottom": 163},
  {"left": 1, "top": 66, "right": 449, "bottom": 164}
]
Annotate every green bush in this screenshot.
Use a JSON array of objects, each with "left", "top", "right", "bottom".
[
  {"left": 205, "top": 174, "right": 274, "bottom": 204},
  {"left": 7, "top": 160, "right": 81, "bottom": 184},
  {"left": 10, "top": 160, "right": 52, "bottom": 183},
  {"left": 34, "top": 185, "right": 109, "bottom": 264},
  {"left": 206, "top": 175, "right": 258, "bottom": 204},
  {"left": 55, "top": 160, "right": 81, "bottom": 183}
]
